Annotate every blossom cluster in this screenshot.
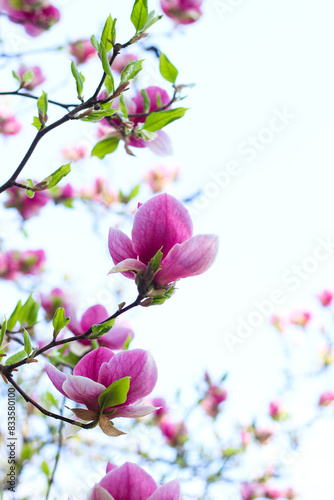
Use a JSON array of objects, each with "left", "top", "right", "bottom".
[
  {"left": 0, "top": 249, "right": 45, "bottom": 280},
  {"left": 0, "top": 0, "right": 60, "bottom": 36}
]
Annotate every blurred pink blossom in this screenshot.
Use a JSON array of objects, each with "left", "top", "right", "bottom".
[
  {"left": 317, "top": 289, "right": 333, "bottom": 307},
  {"left": 144, "top": 162, "right": 180, "bottom": 193},
  {"left": 69, "top": 39, "right": 97, "bottom": 65},
  {"left": 111, "top": 53, "right": 137, "bottom": 73},
  {"left": 0, "top": 0, "right": 60, "bottom": 36},
  {"left": 0, "top": 106, "right": 22, "bottom": 135},
  {"left": 79, "top": 178, "right": 119, "bottom": 208},
  {"left": 40, "top": 288, "right": 71, "bottom": 321},
  {"left": 5, "top": 184, "right": 51, "bottom": 219},
  {"left": 17, "top": 64, "right": 45, "bottom": 90},
  {"left": 159, "top": 416, "right": 188, "bottom": 446},
  {"left": 290, "top": 311, "right": 311, "bottom": 328},
  {"left": 319, "top": 391, "right": 334, "bottom": 406},
  {"left": 62, "top": 143, "right": 88, "bottom": 162},
  {"left": 0, "top": 249, "right": 45, "bottom": 280},
  {"left": 160, "top": 0, "right": 203, "bottom": 25}
]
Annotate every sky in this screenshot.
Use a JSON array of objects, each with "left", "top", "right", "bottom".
[{"left": 1, "top": 0, "right": 334, "bottom": 498}]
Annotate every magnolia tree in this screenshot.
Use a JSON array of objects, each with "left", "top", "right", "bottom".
[{"left": 0, "top": 1, "right": 333, "bottom": 499}]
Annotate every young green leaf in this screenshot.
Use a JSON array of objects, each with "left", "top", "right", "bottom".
[
  {"left": 71, "top": 61, "right": 85, "bottom": 100},
  {"left": 32, "top": 116, "right": 42, "bottom": 130},
  {"left": 159, "top": 52, "right": 178, "bottom": 84},
  {"left": 131, "top": 0, "right": 148, "bottom": 32},
  {"left": 120, "top": 59, "right": 144, "bottom": 84},
  {"left": 98, "top": 377, "right": 130, "bottom": 412},
  {"left": 90, "top": 318, "right": 115, "bottom": 338},
  {"left": 143, "top": 107, "right": 188, "bottom": 132},
  {"left": 119, "top": 93, "right": 128, "bottom": 118},
  {"left": 90, "top": 35, "right": 100, "bottom": 52},
  {"left": 41, "top": 461, "right": 50, "bottom": 477},
  {"left": 25, "top": 179, "right": 35, "bottom": 198},
  {"left": 23, "top": 329, "right": 32, "bottom": 357},
  {"left": 105, "top": 75, "right": 114, "bottom": 94},
  {"left": 5, "top": 350, "right": 27, "bottom": 365},
  {"left": 139, "top": 10, "right": 163, "bottom": 33},
  {"left": 141, "top": 89, "right": 150, "bottom": 113},
  {"left": 53, "top": 307, "right": 70, "bottom": 335},
  {"left": 18, "top": 295, "right": 38, "bottom": 327},
  {"left": 81, "top": 108, "right": 118, "bottom": 123},
  {"left": 7, "top": 300, "right": 22, "bottom": 331},
  {"left": 0, "top": 318, "right": 7, "bottom": 346},
  {"left": 91, "top": 136, "right": 120, "bottom": 159},
  {"left": 37, "top": 90, "right": 48, "bottom": 122},
  {"left": 100, "top": 43, "right": 114, "bottom": 82},
  {"left": 149, "top": 248, "right": 163, "bottom": 274},
  {"left": 42, "top": 163, "right": 71, "bottom": 189},
  {"left": 12, "top": 70, "right": 20, "bottom": 84},
  {"left": 101, "top": 14, "right": 114, "bottom": 52}
]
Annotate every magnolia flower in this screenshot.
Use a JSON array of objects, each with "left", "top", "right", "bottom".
[
  {"left": 200, "top": 385, "right": 227, "bottom": 418},
  {"left": 17, "top": 64, "right": 45, "bottom": 90},
  {"left": 62, "top": 143, "right": 88, "bottom": 162},
  {"left": 290, "top": 310, "right": 311, "bottom": 328},
  {"left": 111, "top": 53, "right": 137, "bottom": 73},
  {"left": 87, "top": 462, "right": 183, "bottom": 499},
  {"left": 69, "top": 39, "right": 97, "bottom": 65},
  {"left": 0, "top": 0, "right": 60, "bottom": 36},
  {"left": 144, "top": 162, "right": 180, "bottom": 193},
  {"left": 0, "top": 249, "right": 45, "bottom": 280},
  {"left": 79, "top": 178, "right": 119, "bottom": 208},
  {"left": 319, "top": 391, "right": 334, "bottom": 406},
  {"left": 269, "top": 400, "right": 289, "bottom": 421},
  {"left": 40, "top": 288, "right": 70, "bottom": 321},
  {"left": 68, "top": 304, "right": 134, "bottom": 350},
  {"left": 0, "top": 106, "right": 22, "bottom": 136},
  {"left": 159, "top": 416, "right": 188, "bottom": 447},
  {"left": 160, "top": 0, "right": 203, "bottom": 25},
  {"left": 317, "top": 290, "right": 333, "bottom": 307},
  {"left": 152, "top": 397, "right": 168, "bottom": 418},
  {"left": 5, "top": 184, "right": 50, "bottom": 219},
  {"left": 46, "top": 347, "right": 157, "bottom": 423},
  {"left": 98, "top": 86, "right": 173, "bottom": 156},
  {"left": 108, "top": 193, "right": 218, "bottom": 289}
]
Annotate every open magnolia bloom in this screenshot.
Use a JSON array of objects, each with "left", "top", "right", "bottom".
[
  {"left": 86, "top": 462, "right": 182, "bottom": 500},
  {"left": 108, "top": 193, "right": 218, "bottom": 289},
  {"left": 45, "top": 347, "right": 157, "bottom": 435}
]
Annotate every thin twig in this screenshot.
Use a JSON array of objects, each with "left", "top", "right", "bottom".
[
  {"left": 0, "top": 90, "right": 77, "bottom": 110},
  {"left": 45, "top": 397, "right": 66, "bottom": 500}
]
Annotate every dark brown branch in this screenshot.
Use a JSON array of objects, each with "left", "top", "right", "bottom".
[
  {"left": 45, "top": 397, "right": 65, "bottom": 500},
  {"left": 0, "top": 90, "right": 77, "bottom": 110}
]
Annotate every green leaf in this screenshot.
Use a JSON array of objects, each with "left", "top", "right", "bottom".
[
  {"left": 101, "top": 14, "right": 114, "bottom": 52},
  {"left": 25, "top": 179, "right": 34, "bottom": 198},
  {"left": 128, "top": 183, "right": 140, "bottom": 200},
  {"left": 90, "top": 318, "right": 115, "bottom": 339},
  {"left": 71, "top": 61, "right": 85, "bottom": 100},
  {"left": 43, "top": 163, "right": 71, "bottom": 189},
  {"left": 151, "top": 285, "right": 175, "bottom": 305},
  {"left": 81, "top": 108, "right": 118, "bottom": 123},
  {"left": 119, "top": 93, "right": 128, "bottom": 118},
  {"left": 143, "top": 107, "right": 188, "bottom": 132},
  {"left": 90, "top": 35, "right": 100, "bottom": 52},
  {"left": 37, "top": 90, "right": 48, "bottom": 118},
  {"left": 139, "top": 10, "right": 163, "bottom": 33},
  {"left": 98, "top": 376, "right": 130, "bottom": 412},
  {"left": 5, "top": 350, "right": 27, "bottom": 365},
  {"left": 41, "top": 460, "right": 50, "bottom": 477},
  {"left": 100, "top": 42, "right": 114, "bottom": 82},
  {"left": 17, "top": 295, "right": 36, "bottom": 326},
  {"left": 91, "top": 136, "right": 120, "bottom": 159},
  {"left": 149, "top": 248, "right": 163, "bottom": 274},
  {"left": 122, "top": 334, "right": 132, "bottom": 350},
  {"left": 105, "top": 75, "right": 114, "bottom": 94},
  {"left": 7, "top": 301, "right": 22, "bottom": 331},
  {"left": 22, "top": 70, "right": 34, "bottom": 86},
  {"left": 23, "top": 329, "right": 32, "bottom": 357},
  {"left": 141, "top": 89, "right": 150, "bottom": 113},
  {"left": 32, "top": 116, "right": 42, "bottom": 130},
  {"left": 53, "top": 307, "right": 70, "bottom": 335},
  {"left": 159, "top": 52, "right": 178, "bottom": 84},
  {"left": 131, "top": 0, "right": 148, "bottom": 32},
  {"left": 0, "top": 318, "right": 7, "bottom": 346},
  {"left": 120, "top": 59, "right": 144, "bottom": 84},
  {"left": 12, "top": 70, "right": 20, "bottom": 84}
]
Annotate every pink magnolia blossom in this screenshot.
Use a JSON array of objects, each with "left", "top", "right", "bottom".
[
  {"left": 69, "top": 39, "right": 97, "bottom": 65},
  {"left": 144, "top": 162, "right": 180, "bottom": 193},
  {"left": 5, "top": 184, "right": 51, "bottom": 219},
  {"left": 0, "top": 106, "right": 22, "bottom": 135},
  {"left": 62, "top": 143, "right": 88, "bottom": 162},
  {"left": 0, "top": 0, "right": 60, "bottom": 36},
  {"left": 46, "top": 347, "right": 157, "bottom": 419},
  {"left": 319, "top": 343, "right": 334, "bottom": 366},
  {"left": 317, "top": 290, "right": 333, "bottom": 307},
  {"left": 160, "top": 0, "right": 203, "bottom": 25},
  {"left": 253, "top": 427, "right": 274, "bottom": 444},
  {"left": 19, "top": 249, "right": 45, "bottom": 275},
  {"left": 17, "top": 64, "right": 45, "bottom": 90},
  {"left": 270, "top": 314, "right": 286, "bottom": 333},
  {"left": 152, "top": 397, "right": 168, "bottom": 418},
  {"left": 68, "top": 304, "right": 134, "bottom": 350},
  {"left": 159, "top": 416, "right": 188, "bottom": 447},
  {"left": 0, "top": 249, "right": 45, "bottom": 280},
  {"left": 200, "top": 385, "right": 227, "bottom": 418},
  {"left": 269, "top": 400, "right": 288, "bottom": 421},
  {"left": 318, "top": 391, "right": 334, "bottom": 406},
  {"left": 111, "top": 53, "right": 137, "bottom": 74},
  {"left": 108, "top": 193, "right": 218, "bottom": 288},
  {"left": 98, "top": 86, "right": 173, "bottom": 156},
  {"left": 87, "top": 462, "right": 182, "bottom": 500},
  {"left": 290, "top": 310, "right": 311, "bottom": 328},
  {"left": 40, "top": 288, "right": 70, "bottom": 321},
  {"left": 79, "top": 178, "right": 119, "bottom": 208}
]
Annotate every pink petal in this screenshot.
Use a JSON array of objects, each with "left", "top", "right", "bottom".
[
  {"left": 99, "top": 350, "right": 158, "bottom": 404},
  {"left": 87, "top": 484, "right": 115, "bottom": 500},
  {"left": 62, "top": 374, "right": 105, "bottom": 412},
  {"left": 106, "top": 462, "right": 117, "bottom": 473},
  {"left": 108, "top": 258, "right": 147, "bottom": 278},
  {"left": 155, "top": 234, "right": 218, "bottom": 286},
  {"left": 99, "top": 326, "right": 134, "bottom": 350},
  {"left": 147, "top": 130, "right": 173, "bottom": 157},
  {"left": 108, "top": 228, "right": 137, "bottom": 279},
  {"left": 80, "top": 305, "right": 109, "bottom": 332},
  {"left": 132, "top": 194, "right": 193, "bottom": 265},
  {"left": 99, "top": 463, "right": 158, "bottom": 500},
  {"left": 148, "top": 480, "right": 182, "bottom": 500},
  {"left": 110, "top": 405, "right": 157, "bottom": 418},
  {"left": 45, "top": 363, "right": 68, "bottom": 398},
  {"left": 73, "top": 347, "right": 115, "bottom": 381}
]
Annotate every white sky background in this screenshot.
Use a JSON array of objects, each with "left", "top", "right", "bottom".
[{"left": 1, "top": 0, "right": 334, "bottom": 499}]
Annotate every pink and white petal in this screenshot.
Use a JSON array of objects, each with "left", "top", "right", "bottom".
[
  {"left": 73, "top": 347, "right": 115, "bottom": 381},
  {"left": 45, "top": 363, "right": 68, "bottom": 398},
  {"left": 87, "top": 484, "right": 115, "bottom": 500},
  {"left": 132, "top": 193, "right": 193, "bottom": 265},
  {"left": 62, "top": 375, "right": 105, "bottom": 412},
  {"left": 155, "top": 234, "right": 218, "bottom": 286},
  {"left": 147, "top": 130, "right": 173, "bottom": 157},
  {"left": 99, "top": 463, "right": 157, "bottom": 500},
  {"left": 108, "top": 405, "right": 157, "bottom": 418},
  {"left": 148, "top": 480, "right": 182, "bottom": 500},
  {"left": 108, "top": 258, "right": 147, "bottom": 278},
  {"left": 98, "top": 326, "right": 134, "bottom": 350},
  {"left": 106, "top": 462, "right": 118, "bottom": 473},
  {"left": 108, "top": 228, "right": 136, "bottom": 265},
  {"left": 80, "top": 305, "right": 109, "bottom": 332},
  {"left": 101, "top": 350, "right": 157, "bottom": 404}
]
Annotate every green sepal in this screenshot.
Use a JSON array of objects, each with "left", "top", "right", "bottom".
[
  {"left": 149, "top": 248, "right": 163, "bottom": 274},
  {"left": 98, "top": 376, "right": 130, "bottom": 412}
]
